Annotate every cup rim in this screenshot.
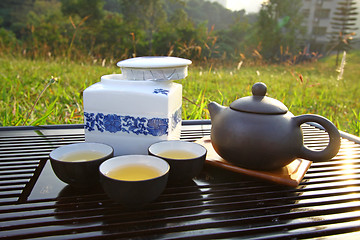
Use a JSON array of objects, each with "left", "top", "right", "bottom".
[
  {"left": 99, "top": 155, "right": 170, "bottom": 182},
  {"left": 49, "top": 142, "right": 114, "bottom": 163},
  {"left": 148, "top": 140, "right": 207, "bottom": 161}
]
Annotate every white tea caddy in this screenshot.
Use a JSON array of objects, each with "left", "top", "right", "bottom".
[{"left": 83, "top": 56, "right": 192, "bottom": 156}]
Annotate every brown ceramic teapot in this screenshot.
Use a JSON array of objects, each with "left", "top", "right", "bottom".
[{"left": 208, "top": 82, "right": 341, "bottom": 171}]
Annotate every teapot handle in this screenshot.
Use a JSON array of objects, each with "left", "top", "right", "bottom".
[{"left": 293, "top": 114, "right": 341, "bottom": 162}]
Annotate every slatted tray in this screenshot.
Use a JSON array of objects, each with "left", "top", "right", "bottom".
[{"left": 1, "top": 121, "right": 360, "bottom": 239}]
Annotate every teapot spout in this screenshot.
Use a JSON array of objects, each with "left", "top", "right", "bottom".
[{"left": 208, "top": 102, "right": 226, "bottom": 120}]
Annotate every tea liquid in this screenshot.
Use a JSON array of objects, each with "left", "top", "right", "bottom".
[
  {"left": 158, "top": 150, "right": 197, "bottom": 159},
  {"left": 106, "top": 164, "right": 161, "bottom": 181},
  {"left": 60, "top": 151, "right": 105, "bottom": 162}
]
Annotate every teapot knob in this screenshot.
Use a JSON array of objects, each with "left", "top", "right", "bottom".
[{"left": 252, "top": 82, "right": 267, "bottom": 97}]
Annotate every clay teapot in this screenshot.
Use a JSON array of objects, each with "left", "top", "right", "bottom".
[{"left": 208, "top": 82, "right": 341, "bottom": 171}]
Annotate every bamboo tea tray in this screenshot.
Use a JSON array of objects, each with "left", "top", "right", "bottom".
[{"left": 196, "top": 136, "right": 312, "bottom": 187}]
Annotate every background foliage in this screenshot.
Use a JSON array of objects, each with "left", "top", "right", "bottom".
[{"left": 0, "top": 0, "right": 311, "bottom": 63}]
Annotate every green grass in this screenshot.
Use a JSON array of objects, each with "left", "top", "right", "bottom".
[
  {"left": 182, "top": 52, "right": 360, "bottom": 136},
  {"left": 0, "top": 52, "right": 359, "bottom": 136}
]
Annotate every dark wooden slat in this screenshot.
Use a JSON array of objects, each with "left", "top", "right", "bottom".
[{"left": 0, "top": 122, "right": 360, "bottom": 239}]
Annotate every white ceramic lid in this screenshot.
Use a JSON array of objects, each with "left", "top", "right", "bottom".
[{"left": 117, "top": 56, "right": 192, "bottom": 81}]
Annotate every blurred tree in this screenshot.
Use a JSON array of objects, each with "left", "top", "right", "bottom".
[
  {"left": 255, "top": 0, "right": 305, "bottom": 62},
  {"left": 184, "top": 0, "right": 244, "bottom": 30},
  {"left": 116, "top": 0, "right": 168, "bottom": 55},
  {"left": 61, "top": 0, "right": 104, "bottom": 22},
  {"left": 0, "top": 0, "right": 265, "bottom": 62},
  {"left": 27, "top": 1, "right": 67, "bottom": 53},
  {"left": 60, "top": 0, "right": 106, "bottom": 59},
  {"left": 0, "top": 28, "right": 18, "bottom": 49},
  {"left": 152, "top": 8, "right": 188, "bottom": 56},
  {"left": 103, "top": 0, "right": 123, "bottom": 13},
  {"left": 95, "top": 12, "right": 143, "bottom": 59},
  {"left": 152, "top": 7, "right": 208, "bottom": 60},
  {"left": 328, "top": 0, "right": 358, "bottom": 66},
  {"left": 215, "top": 20, "right": 250, "bottom": 60},
  {"left": 0, "top": 0, "right": 36, "bottom": 36}
]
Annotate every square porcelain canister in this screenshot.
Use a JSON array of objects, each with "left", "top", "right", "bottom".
[{"left": 83, "top": 56, "right": 192, "bottom": 156}]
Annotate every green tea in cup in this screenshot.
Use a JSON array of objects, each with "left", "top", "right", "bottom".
[
  {"left": 60, "top": 151, "right": 106, "bottom": 162},
  {"left": 157, "top": 149, "right": 198, "bottom": 159},
  {"left": 105, "top": 164, "right": 161, "bottom": 181}
]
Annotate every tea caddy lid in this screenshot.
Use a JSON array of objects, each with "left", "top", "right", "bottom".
[
  {"left": 117, "top": 56, "right": 192, "bottom": 81},
  {"left": 229, "top": 82, "right": 288, "bottom": 114}
]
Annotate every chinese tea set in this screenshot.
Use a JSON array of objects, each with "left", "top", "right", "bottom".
[{"left": 49, "top": 56, "right": 341, "bottom": 207}]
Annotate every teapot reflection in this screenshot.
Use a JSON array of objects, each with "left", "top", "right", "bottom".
[
  {"left": 53, "top": 180, "right": 206, "bottom": 234},
  {"left": 54, "top": 185, "right": 106, "bottom": 225},
  {"left": 101, "top": 180, "right": 205, "bottom": 236}
]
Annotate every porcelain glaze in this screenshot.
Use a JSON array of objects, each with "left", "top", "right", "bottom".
[{"left": 83, "top": 57, "right": 191, "bottom": 156}]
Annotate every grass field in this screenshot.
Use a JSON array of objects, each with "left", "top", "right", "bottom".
[{"left": 0, "top": 52, "right": 359, "bottom": 136}]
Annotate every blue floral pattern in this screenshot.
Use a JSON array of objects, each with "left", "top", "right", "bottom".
[
  {"left": 84, "top": 108, "right": 181, "bottom": 136},
  {"left": 153, "top": 88, "right": 169, "bottom": 95},
  {"left": 171, "top": 107, "right": 182, "bottom": 130}
]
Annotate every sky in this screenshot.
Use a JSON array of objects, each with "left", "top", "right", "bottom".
[{"left": 226, "top": 0, "right": 266, "bottom": 13}]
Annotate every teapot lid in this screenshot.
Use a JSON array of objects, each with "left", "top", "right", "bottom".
[
  {"left": 229, "top": 82, "right": 288, "bottom": 114},
  {"left": 117, "top": 56, "right": 192, "bottom": 81}
]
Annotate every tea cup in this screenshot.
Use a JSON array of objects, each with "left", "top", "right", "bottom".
[
  {"left": 148, "top": 140, "right": 207, "bottom": 184},
  {"left": 49, "top": 142, "right": 114, "bottom": 188},
  {"left": 99, "top": 155, "right": 169, "bottom": 207}
]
